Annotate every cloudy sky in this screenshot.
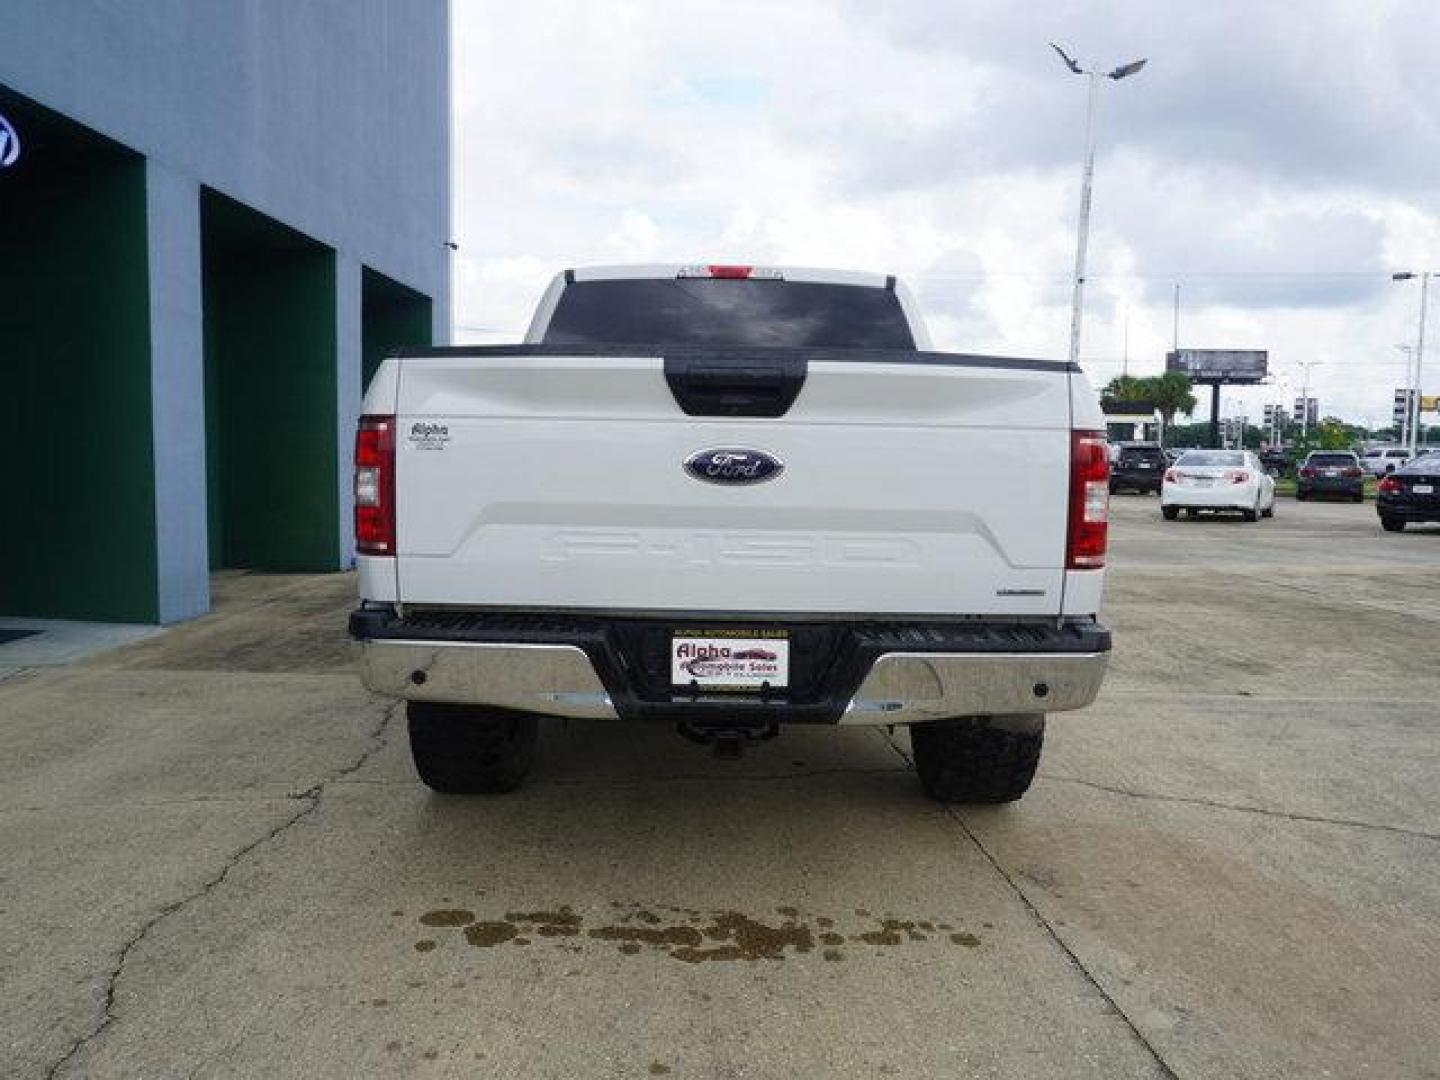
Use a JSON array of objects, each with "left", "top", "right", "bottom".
[{"left": 450, "top": 0, "right": 1438, "bottom": 428}]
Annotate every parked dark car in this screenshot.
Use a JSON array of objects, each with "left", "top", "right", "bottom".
[
  {"left": 1259, "top": 448, "right": 1289, "bottom": 477},
  {"left": 1377, "top": 451, "right": 1440, "bottom": 531},
  {"left": 1110, "top": 443, "right": 1166, "bottom": 494},
  {"left": 1296, "top": 451, "right": 1364, "bottom": 502}
]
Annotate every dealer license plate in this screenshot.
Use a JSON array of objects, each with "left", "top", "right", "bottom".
[
  {"left": 671, "top": 632, "right": 790, "bottom": 689},
  {"left": 1415, "top": 484, "right": 1434, "bottom": 494}
]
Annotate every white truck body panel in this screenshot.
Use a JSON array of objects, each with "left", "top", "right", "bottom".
[{"left": 383, "top": 354, "right": 1073, "bottom": 616}]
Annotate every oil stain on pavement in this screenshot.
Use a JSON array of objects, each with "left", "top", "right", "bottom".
[{"left": 412, "top": 901, "right": 981, "bottom": 964}]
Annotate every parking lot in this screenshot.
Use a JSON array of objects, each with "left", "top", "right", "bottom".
[{"left": 3, "top": 496, "right": 1437, "bottom": 1079}]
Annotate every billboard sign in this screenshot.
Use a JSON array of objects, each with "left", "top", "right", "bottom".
[{"left": 1166, "top": 349, "right": 1268, "bottom": 382}]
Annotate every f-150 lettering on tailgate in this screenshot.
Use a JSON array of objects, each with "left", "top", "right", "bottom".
[{"left": 541, "top": 530, "right": 921, "bottom": 569}]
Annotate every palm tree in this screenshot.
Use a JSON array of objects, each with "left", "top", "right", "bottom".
[{"left": 1149, "top": 372, "right": 1197, "bottom": 428}]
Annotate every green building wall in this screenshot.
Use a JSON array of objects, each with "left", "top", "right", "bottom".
[
  {"left": 202, "top": 191, "right": 340, "bottom": 572},
  {"left": 1, "top": 87, "right": 441, "bottom": 625},
  {"left": 0, "top": 109, "right": 159, "bottom": 622}
]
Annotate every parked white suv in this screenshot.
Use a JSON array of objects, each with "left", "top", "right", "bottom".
[
  {"left": 349, "top": 265, "right": 1112, "bottom": 803},
  {"left": 1362, "top": 447, "right": 1413, "bottom": 477}
]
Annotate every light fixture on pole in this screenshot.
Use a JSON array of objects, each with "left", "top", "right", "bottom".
[
  {"left": 1392, "top": 272, "right": 1431, "bottom": 457},
  {"left": 1050, "top": 44, "right": 1147, "bottom": 366}
]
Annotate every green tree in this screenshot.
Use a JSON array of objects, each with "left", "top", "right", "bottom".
[
  {"left": 1314, "top": 418, "right": 1360, "bottom": 450},
  {"left": 1149, "top": 372, "right": 1198, "bottom": 431},
  {"left": 1102, "top": 374, "right": 1150, "bottom": 401}
]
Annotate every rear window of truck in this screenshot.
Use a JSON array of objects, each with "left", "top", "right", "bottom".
[{"left": 541, "top": 279, "right": 916, "bottom": 349}]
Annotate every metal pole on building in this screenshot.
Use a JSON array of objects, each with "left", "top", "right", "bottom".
[{"left": 1051, "top": 45, "right": 1146, "bottom": 366}]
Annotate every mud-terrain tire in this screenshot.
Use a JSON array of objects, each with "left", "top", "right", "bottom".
[
  {"left": 408, "top": 702, "right": 538, "bottom": 794},
  {"left": 909, "top": 716, "right": 1045, "bottom": 804}
]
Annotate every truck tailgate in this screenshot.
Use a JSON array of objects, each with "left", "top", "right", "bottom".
[{"left": 389, "top": 351, "right": 1071, "bottom": 617}]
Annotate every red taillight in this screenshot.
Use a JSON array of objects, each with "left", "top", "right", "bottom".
[
  {"left": 1067, "top": 430, "right": 1109, "bottom": 570},
  {"left": 1299, "top": 467, "right": 1316, "bottom": 478},
  {"left": 1343, "top": 466, "right": 1363, "bottom": 478},
  {"left": 1227, "top": 470, "right": 1250, "bottom": 485},
  {"left": 355, "top": 415, "right": 396, "bottom": 556},
  {"left": 1378, "top": 475, "right": 1403, "bottom": 494},
  {"left": 1163, "top": 468, "right": 1179, "bottom": 483},
  {"left": 707, "top": 264, "right": 753, "bottom": 278}
]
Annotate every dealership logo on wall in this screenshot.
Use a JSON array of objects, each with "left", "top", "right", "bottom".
[{"left": 0, "top": 113, "right": 19, "bottom": 168}]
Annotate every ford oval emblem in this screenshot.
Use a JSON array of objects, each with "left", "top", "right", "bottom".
[
  {"left": 683, "top": 447, "right": 784, "bottom": 486},
  {"left": 0, "top": 113, "right": 19, "bottom": 168}
]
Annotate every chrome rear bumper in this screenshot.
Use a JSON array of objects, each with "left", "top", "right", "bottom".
[
  {"left": 363, "top": 641, "right": 615, "bottom": 718},
  {"left": 841, "top": 651, "right": 1107, "bottom": 723},
  {"left": 360, "top": 639, "right": 1108, "bottom": 724}
]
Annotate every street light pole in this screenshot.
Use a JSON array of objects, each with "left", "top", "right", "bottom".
[
  {"left": 1067, "top": 70, "right": 1100, "bottom": 367},
  {"left": 1051, "top": 45, "right": 1147, "bottom": 367},
  {"left": 1296, "top": 361, "right": 1320, "bottom": 444},
  {"left": 1393, "top": 272, "right": 1431, "bottom": 456},
  {"left": 1394, "top": 344, "right": 1414, "bottom": 447},
  {"left": 1172, "top": 283, "right": 1180, "bottom": 352}
]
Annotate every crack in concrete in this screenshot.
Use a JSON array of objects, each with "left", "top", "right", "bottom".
[
  {"left": 42, "top": 702, "right": 398, "bottom": 1080},
  {"left": 1040, "top": 773, "right": 1440, "bottom": 843},
  {"left": 0, "top": 793, "right": 321, "bottom": 816},
  {"left": 879, "top": 731, "right": 1181, "bottom": 1080}
]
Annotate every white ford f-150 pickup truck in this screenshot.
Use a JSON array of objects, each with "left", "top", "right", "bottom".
[{"left": 350, "top": 264, "right": 1111, "bottom": 803}]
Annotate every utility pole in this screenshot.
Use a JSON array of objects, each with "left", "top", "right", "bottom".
[
  {"left": 1392, "top": 272, "right": 1430, "bottom": 456},
  {"left": 1051, "top": 45, "right": 1147, "bottom": 366}
]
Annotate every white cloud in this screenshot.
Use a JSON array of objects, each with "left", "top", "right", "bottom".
[{"left": 451, "top": 0, "right": 1438, "bottom": 428}]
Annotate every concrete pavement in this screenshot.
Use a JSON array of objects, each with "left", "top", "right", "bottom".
[{"left": 2, "top": 500, "right": 1437, "bottom": 1078}]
